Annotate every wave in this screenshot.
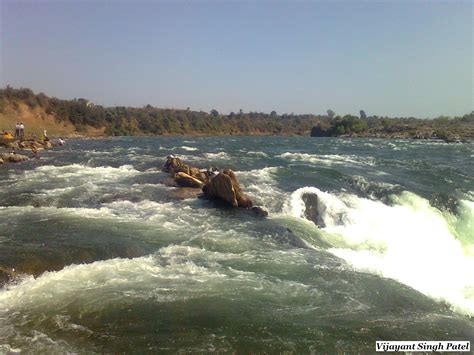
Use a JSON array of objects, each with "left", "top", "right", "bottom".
[
  {"left": 0, "top": 244, "right": 316, "bottom": 352},
  {"left": 0, "top": 244, "right": 315, "bottom": 313},
  {"left": 22, "top": 163, "right": 139, "bottom": 180},
  {"left": 236, "top": 167, "right": 283, "bottom": 211},
  {"left": 346, "top": 175, "right": 402, "bottom": 201},
  {"left": 178, "top": 146, "right": 198, "bottom": 151},
  {"left": 277, "top": 152, "right": 376, "bottom": 167},
  {"left": 0, "top": 164, "right": 144, "bottom": 208},
  {"left": 247, "top": 151, "right": 269, "bottom": 158},
  {"left": 203, "top": 152, "right": 231, "bottom": 160},
  {"left": 0, "top": 200, "right": 193, "bottom": 236},
  {"left": 285, "top": 187, "right": 474, "bottom": 316}
]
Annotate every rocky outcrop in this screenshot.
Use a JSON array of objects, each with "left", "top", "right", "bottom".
[
  {"left": 162, "top": 155, "right": 268, "bottom": 217},
  {"left": 162, "top": 155, "right": 211, "bottom": 185}
]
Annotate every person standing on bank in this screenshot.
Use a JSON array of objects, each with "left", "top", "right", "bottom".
[
  {"left": 19, "top": 122, "right": 25, "bottom": 139},
  {"left": 15, "top": 122, "right": 20, "bottom": 138}
]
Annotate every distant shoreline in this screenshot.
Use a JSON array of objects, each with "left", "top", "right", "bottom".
[
  {"left": 66, "top": 132, "right": 472, "bottom": 142},
  {"left": 2, "top": 87, "right": 473, "bottom": 143}
]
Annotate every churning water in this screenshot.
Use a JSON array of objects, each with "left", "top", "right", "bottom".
[{"left": 0, "top": 136, "right": 473, "bottom": 352}]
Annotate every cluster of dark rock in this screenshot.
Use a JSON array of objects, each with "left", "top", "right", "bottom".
[{"left": 162, "top": 155, "right": 268, "bottom": 217}]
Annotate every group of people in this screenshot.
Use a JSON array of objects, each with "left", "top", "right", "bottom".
[
  {"left": 15, "top": 122, "right": 25, "bottom": 138},
  {"left": 2, "top": 123, "right": 66, "bottom": 150}
]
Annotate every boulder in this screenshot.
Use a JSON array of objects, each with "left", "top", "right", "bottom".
[
  {"left": 251, "top": 206, "right": 268, "bottom": 217},
  {"left": 174, "top": 164, "right": 191, "bottom": 175},
  {"left": 203, "top": 171, "right": 238, "bottom": 206},
  {"left": 19, "top": 141, "right": 44, "bottom": 150},
  {"left": 43, "top": 140, "right": 53, "bottom": 149},
  {"left": 223, "top": 169, "right": 253, "bottom": 208},
  {"left": 174, "top": 172, "right": 204, "bottom": 188},
  {"left": 162, "top": 155, "right": 183, "bottom": 173},
  {"left": 188, "top": 167, "right": 201, "bottom": 177},
  {"left": 202, "top": 169, "right": 253, "bottom": 208},
  {"left": 188, "top": 167, "right": 209, "bottom": 183},
  {"left": 3, "top": 142, "right": 18, "bottom": 149},
  {"left": 196, "top": 172, "right": 209, "bottom": 183},
  {"left": 0, "top": 267, "right": 17, "bottom": 288},
  {"left": 0, "top": 153, "right": 28, "bottom": 163},
  {"left": 301, "top": 193, "right": 325, "bottom": 227},
  {"left": 0, "top": 158, "right": 3, "bottom": 164}
]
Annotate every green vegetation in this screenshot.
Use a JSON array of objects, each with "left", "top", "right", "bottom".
[
  {"left": 0, "top": 87, "right": 324, "bottom": 136},
  {"left": 1, "top": 86, "right": 473, "bottom": 140},
  {"left": 311, "top": 112, "right": 473, "bottom": 141}
]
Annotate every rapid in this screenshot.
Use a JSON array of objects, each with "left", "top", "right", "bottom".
[{"left": 0, "top": 136, "right": 473, "bottom": 352}]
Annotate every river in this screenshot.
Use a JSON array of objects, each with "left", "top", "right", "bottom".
[{"left": 0, "top": 136, "right": 473, "bottom": 352}]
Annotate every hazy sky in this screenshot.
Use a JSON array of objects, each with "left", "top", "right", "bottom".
[{"left": 1, "top": 0, "right": 472, "bottom": 117}]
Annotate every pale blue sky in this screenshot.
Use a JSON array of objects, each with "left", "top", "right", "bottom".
[{"left": 1, "top": 0, "right": 472, "bottom": 117}]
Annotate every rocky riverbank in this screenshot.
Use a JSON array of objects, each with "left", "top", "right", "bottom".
[
  {"left": 0, "top": 137, "right": 63, "bottom": 166},
  {"left": 310, "top": 119, "right": 473, "bottom": 143}
]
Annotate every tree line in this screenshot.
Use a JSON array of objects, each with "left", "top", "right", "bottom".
[{"left": 1, "top": 87, "right": 472, "bottom": 138}]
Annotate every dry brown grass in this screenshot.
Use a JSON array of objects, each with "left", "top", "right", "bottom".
[{"left": 0, "top": 102, "right": 105, "bottom": 138}]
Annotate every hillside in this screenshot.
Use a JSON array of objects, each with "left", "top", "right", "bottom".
[
  {"left": 0, "top": 101, "right": 105, "bottom": 138},
  {"left": 0, "top": 87, "right": 323, "bottom": 137},
  {"left": 1, "top": 86, "right": 473, "bottom": 140}
]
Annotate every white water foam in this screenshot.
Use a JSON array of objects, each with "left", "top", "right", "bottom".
[
  {"left": 286, "top": 187, "right": 474, "bottom": 316},
  {"left": 2, "top": 164, "right": 143, "bottom": 205},
  {"left": 178, "top": 146, "right": 198, "bottom": 151},
  {"left": 203, "top": 152, "right": 231, "bottom": 160},
  {"left": 278, "top": 152, "right": 376, "bottom": 167},
  {"left": 0, "top": 245, "right": 313, "bottom": 324},
  {"left": 247, "top": 151, "right": 269, "bottom": 158},
  {"left": 236, "top": 167, "right": 283, "bottom": 211},
  {"left": 21, "top": 164, "right": 139, "bottom": 182}
]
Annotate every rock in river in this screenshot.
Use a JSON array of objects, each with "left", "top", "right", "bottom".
[
  {"left": 0, "top": 153, "right": 29, "bottom": 163},
  {"left": 202, "top": 169, "right": 253, "bottom": 208},
  {"left": 174, "top": 171, "right": 205, "bottom": 188}
]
